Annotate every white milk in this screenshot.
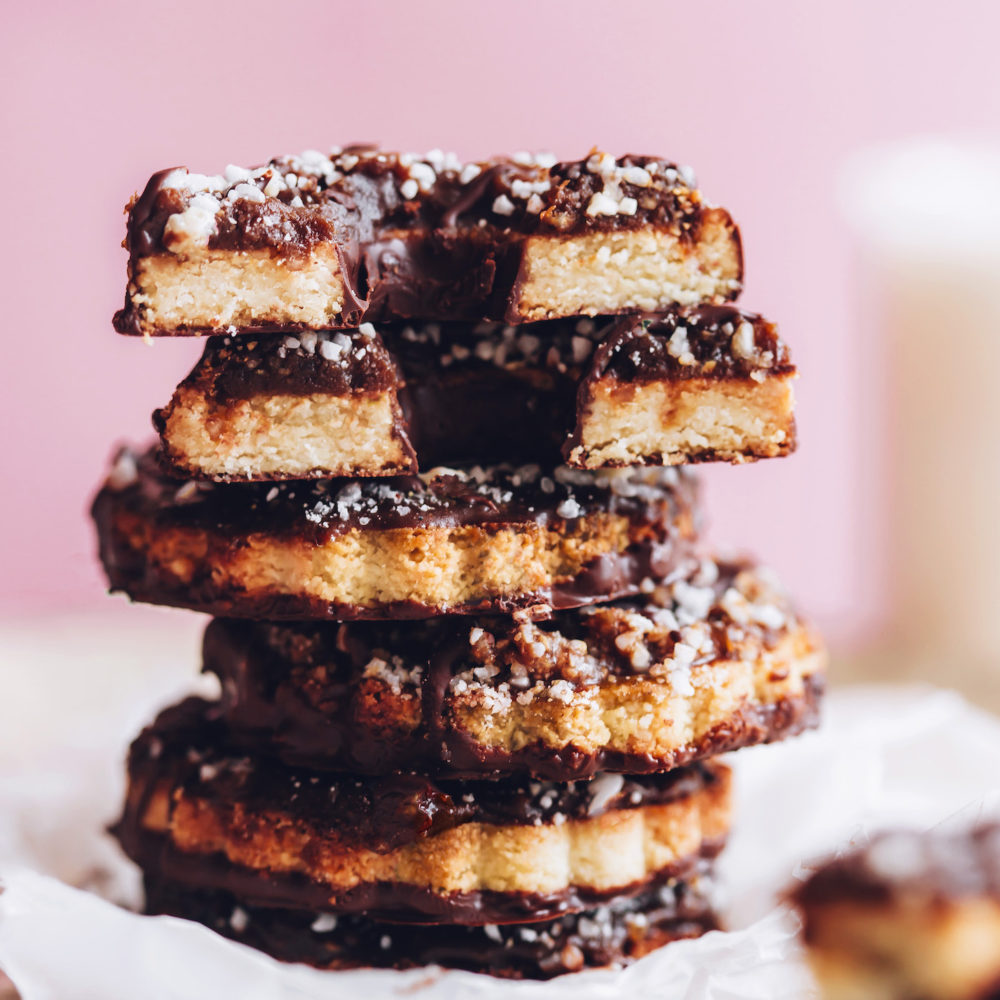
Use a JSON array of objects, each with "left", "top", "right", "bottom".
[{"left": 841, "top": 139, "right": 1000, "bottom": 686}]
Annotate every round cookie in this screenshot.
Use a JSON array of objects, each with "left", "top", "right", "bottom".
[
  {"left": 205, "top": 557, "right": 824, "bottom": 779},
  {"left": 115, "top": 697, "right": 731, "bottom": 924},
  {"left": 93, "top": 448, "right": 700, "bottom": 620}
]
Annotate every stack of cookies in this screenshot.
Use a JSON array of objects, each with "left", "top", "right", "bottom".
[{"left": 93, "top": 147, "right": 825, "bottom": 978}]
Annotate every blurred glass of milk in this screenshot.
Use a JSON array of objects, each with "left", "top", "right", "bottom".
[{"left": 841, "top": 139, "right": 1000, "bottom": 690}]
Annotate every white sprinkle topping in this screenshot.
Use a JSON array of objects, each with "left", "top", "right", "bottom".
[
  {"left": 459, "top": 163, "right": 482, "bottom": 184},
  {"left": 587, "top": 773, "right": 625, "bottom": 815},
  {"left": 319, "top": 339, "right": 343, "bottom": 362},
  {"left": 399, "top": 178, "right": 418, "bottom": 200},
  {"left": 732, "top": 321, "right": 757, "bottom": 359},
  {"left": 409, "top": 161, "right": 436, "bottom": 192},
  {"left": 162, "top": 193, "right": 219, "bottom": 250},
  {"left": 174, "top": 481, "right": 198, "bottom": 502},
  {"left": 227, "top": 182, "right": 265, "bottom": 204},
  {"left": 556, "top": 497, "right": 582, "bottom": 519},
  {"left": 492, "top": 194, "right": 516, "bottom": 216},
  {"left": 311, "top": 913, "right": 338, "bottom": 933},
  {"left": 667, "top": 325, "right": 695, "bottom": 366},
  {"left": 107, "top": 451, "right": 138, "bottom": 490},
  {"left": 621, "top": 165, "right": 652, "bottom": 187},
  {"left": 586, "top": 191, "right": 620, "bottom": 216},
  {"left": 263, "top": 174, "right": 286, "bottom": 198}
]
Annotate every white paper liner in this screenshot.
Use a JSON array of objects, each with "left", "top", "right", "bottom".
[{"left": 2, "top": 684, "right": 999, "bottom": 999}]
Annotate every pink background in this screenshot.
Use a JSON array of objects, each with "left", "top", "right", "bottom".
[{"left": 2, "top": 0, "right": 998, "bottom": 647}]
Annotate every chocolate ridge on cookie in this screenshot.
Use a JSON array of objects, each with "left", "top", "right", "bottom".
[
  {"left": 114, "top": 697, "right": 731, "bottom": 923},
  {"left": 154, "top": 305, "right": 796, "bottom": 482},
  {"left": 143, "top": 869, "right": 718, "bottom": 978},
  {"left": 203, "top": 557, "right": 824, "bottom": 779},
  {"left": 113, "top": 148, "right": 742, "bottom": 336},
  {"left": 92, "top": 446, "right": 701, "bottom": 620}
]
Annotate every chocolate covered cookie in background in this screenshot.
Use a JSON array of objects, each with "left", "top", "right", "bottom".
[
  {"left": 93, "top": 143, "right": 824, "bottom": 979},
  {"left": 793, "top": 825, "right": 1000, "bottom": 1000}
]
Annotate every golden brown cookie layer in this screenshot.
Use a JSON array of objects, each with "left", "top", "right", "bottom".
[
  {"left": 155, "top": 306, "right": 795, "bottom": 482},
  {"left": 114, "top": 149, "right": 741, "bottom": 336},
  {"left": 116, "top": 698, "right": 731, "bottom": 923},
  {"left": 206, "top": 557, "right": 824, "bottom": 779},
  {"left": 92, "top": 448, "right": 700, "bottom": 620},
  {"left": 794, "top": 825, "right": 1000, "bottom": 1000}
]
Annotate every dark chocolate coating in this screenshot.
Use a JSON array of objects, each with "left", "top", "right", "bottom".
[
  {"left": 794, "top": 824, "right": 1000, "bottom": 917},
  {"left": 142, "top": 870, "right": 718, "bottom": 978}
]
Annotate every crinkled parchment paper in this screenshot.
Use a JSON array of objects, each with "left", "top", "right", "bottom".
[{"left": 2, "top": 685, "right": 999, "bottom": 999}]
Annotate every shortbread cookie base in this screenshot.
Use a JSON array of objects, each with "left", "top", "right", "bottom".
[
  {"left": 570, "top": 374, "right": 796, "bottom": 467},
  {"left": 517, "top": 216, "right": 739, "bottom": 321},
  {"left": 128, "top": 245, "right": 348, "bottom": 336},
  {"left": 794, "top": 825, "right": 1000, "bottom": 1000},
  {"left": 159, "top": 386, "right": 414, "bottom": 480},
  {"left": 123, "top": 222, "right": 739, "bottom": 336}
]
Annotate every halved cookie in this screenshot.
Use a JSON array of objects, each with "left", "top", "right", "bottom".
[
  {"left": 114, "top": 149, "right": 742, "bottom": 337},
  {"left": 155, "top": 306, "right": 795, "bottom": 481}
]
